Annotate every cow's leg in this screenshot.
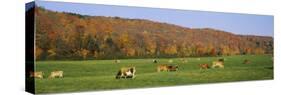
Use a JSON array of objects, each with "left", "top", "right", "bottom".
[
  {"left": 116, "top": 73, "right": 122, "bottom": 79},
  {"left": 119, "top": 73, "right": 124, "bottom": 79},
  {"left": 121, "top": 73, "right": 126, "bottom": 79},
  {"left": 116, "top": 75, "right": 120, "bottom": 79},
  {"left": 132, "top": 73, "right": 135, "bottom": 78},
  {"left": 127, "top": 75, "right": 133, "bottom": 79}
]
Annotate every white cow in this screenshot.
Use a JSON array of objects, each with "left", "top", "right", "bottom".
[
  {"left": 49, "top": 71, "right": 63, "bottom": 78},
  {"left": 212, "top": 61, "right": 224, "bottom": 68}
]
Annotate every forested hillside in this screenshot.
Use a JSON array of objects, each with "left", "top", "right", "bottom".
[{"left": 33, "top": 7, "right": 273, "bottom": 60}]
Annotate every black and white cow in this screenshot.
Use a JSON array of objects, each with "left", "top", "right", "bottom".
[
  {"left": 153, "top": 59, "right": 158, "bottom": 63},
  {"left": 116, "top": 67, "right": 136, "bottom": 79}
]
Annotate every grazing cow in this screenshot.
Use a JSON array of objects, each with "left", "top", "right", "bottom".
[
  {"left": 212, "top": 61, "right": 224, "bottom": 68},
  {"left": 243, "top": 59, "right": 250, "bottom": 64},
  {"left": 49, "top": 71, "right": 63, "bottom": 78},
  {"left": 212, "top": 59, "right": 224, "bottom": 68},
  {"left": 116, "top": 67, "right": 136, "bottom": 79},
  {"left": 114, "top": 60, "right": 121, "bottom": 64},
  {"left": 199, "top": 64, "right": 210, "bottom": 69},
  {"left": 157, "top": 64, "right": 179, "bottom": 72},
  {"left": 153, "top": 59, "right": 158, "bottom": 63},
  {"left": 168, "top": 65, "right": 179, "bottom": 71},
  {"left": 157, "top": 64, "right": 168, "bottom": 72},
  {"left": 29, "top": 71, "right": 44, "bottom": 79}
]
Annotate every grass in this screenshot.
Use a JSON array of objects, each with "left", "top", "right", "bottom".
[{"left": 33, "top": 55, "right": 273, "bottom": 94}]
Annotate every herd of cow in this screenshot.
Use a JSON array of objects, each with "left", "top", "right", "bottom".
[
  {"left": 29, "top": 70, "right": 63, "bottom": 79},
  {"left": 29, "top": 58, "right": 251, "bottom": 79},
  {"left": 114, "top": 58, "right": 232, "bottom": 79}
]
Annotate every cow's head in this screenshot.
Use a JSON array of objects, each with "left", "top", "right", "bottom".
[
  {"left": 129, "top": 67, "right": 136, "bottom": 74},
  {"left": 175, "top": 65, "right": 179, "bottom": 69},
  {"left": 172, "top": 65, "right": 179, "bottom": 71}
]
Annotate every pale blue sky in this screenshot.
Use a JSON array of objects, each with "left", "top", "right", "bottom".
[{"left": 34, "top": 1, "right": 274, "bottom": 37}]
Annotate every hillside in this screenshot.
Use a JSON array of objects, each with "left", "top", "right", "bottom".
[{"left": 32, "top": 7, "right": 273, "bottom": 60}]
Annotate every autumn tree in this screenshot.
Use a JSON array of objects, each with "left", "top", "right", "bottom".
[{"left": 34, "top": 6, "right": 273, "bottom": 60}]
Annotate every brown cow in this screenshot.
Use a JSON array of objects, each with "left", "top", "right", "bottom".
[
  {"left": 157, "top": 64, "right": 179, "bottom": 72},
  {"left": 199, "top": 64, "right": 210, "bottom": 69},
  {"left": 29, "top": 71, "right": 44, "bottom": 79}
]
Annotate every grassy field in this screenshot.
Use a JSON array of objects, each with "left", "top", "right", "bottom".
[{"left": 34, "top": 55, "right": 273, "bottom": 94}]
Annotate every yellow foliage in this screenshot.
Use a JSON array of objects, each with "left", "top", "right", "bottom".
[
  {"left": 164, "top": 45, "right": 177, "bottom": 55},
  {"left": 47, "top": 49, "right": 56, "bottom": 57}
]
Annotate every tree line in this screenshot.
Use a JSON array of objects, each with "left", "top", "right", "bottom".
[{"left": 33, "top": 7, "right": 273, "bottom": 60}]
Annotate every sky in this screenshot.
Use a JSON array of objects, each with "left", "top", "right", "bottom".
[{"left": 34, "top": 1, "right": 274, "bottom": 37}]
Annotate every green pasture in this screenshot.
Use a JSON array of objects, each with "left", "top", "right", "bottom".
[{"left": 34, "top": 55, "right": 273, "bottom": 94}]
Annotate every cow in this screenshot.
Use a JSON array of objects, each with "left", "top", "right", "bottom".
[
  {"left": 114, "top": 60, "right": 121, "bottom": 64},
  {"left": 49, "top": 71, "right": 63, "bottom": 78},
  {"left": 153, "top": 59, "right": 158, "bottom": 63},
  {"left": 157, "top": 64, "right": 169, "bottom": 72},
  {"left": 243, "top": 59, "right": 250, "bottom": 64},
  {"left": 212, "top": 61, "right": 224, "bottom": 68},
  {"left": 157, "top": 64, "right": 179, "bottom": 72},
  {"left": 116, "top": 67, "right": 136, "bottom": 79},
  {"left": 168, "top": 65, "right": 179, "bottom": 71},
  {"left": 29, "top": 71, "right": 44, "bottom": 79},
  {"left": 199, "top": 64, "right": 210, "bottom": 69}
]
